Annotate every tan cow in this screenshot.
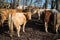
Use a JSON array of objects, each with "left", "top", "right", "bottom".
[
  {"left": 55, "top": 12, "right": 60, "bottom": 33},
  {"left": 0, "top": 9, "right": 31, "bottom": 37}
]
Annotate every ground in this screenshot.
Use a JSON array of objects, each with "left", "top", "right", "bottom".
[{"left": 0, "top": 14, "right": 60, "bottom": 40}]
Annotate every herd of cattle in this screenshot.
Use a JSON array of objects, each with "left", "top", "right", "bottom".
[{"left": 0, "top": 6, "right": 60, "bottom": 37}]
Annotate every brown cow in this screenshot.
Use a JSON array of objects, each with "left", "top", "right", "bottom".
[{"left": 44, "top": 9, "right": 51, "bottom": 32}]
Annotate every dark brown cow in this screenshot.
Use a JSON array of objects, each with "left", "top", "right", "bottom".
[{"left": 44, "top": 9, "right": 51, "bottom": 32}]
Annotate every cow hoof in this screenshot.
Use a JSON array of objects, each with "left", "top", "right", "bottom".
[
  {"left": 56, "top": 32, "right": 59, "bottom": 34},
  {"left": 23, "top": 30, "right": 25, "bottom": 33},
  {"left": 18, "top": 35, "right": 20, "bottom": 38},
  {"left": 10, "top": 34, "right": 13, "bottom": 38},
  {"left": 8, "top": 31, "right": 9, "bottom": 33},
  {"left": 46, "top": 31, "right": 48, "bottom": 33},
  {"left": 38, "top": 19, "right": 39, "bottom": 20}
]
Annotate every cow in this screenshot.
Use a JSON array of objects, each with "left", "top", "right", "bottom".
[
  {"left": 0, "top": 9, "right": 31, "bottom": 25},
  {"left": 44, "top": 9, "right": 60, "bottom": 33},
  {"left": 0, "top": 9, "right": 9, "bottom": 26},
  {"left": 26, "top": 7, "right": 52, "bottom": 32},
  {"left": 16, "top": 5, "right": 28, "bottom": 10},
  {"left": 26, "top": 6, "right": 45, "bottom": 20},
  {"left": 55, "top": 12, "right": 60, "bottom": 33},
  {"left": 0, "top": 9, "right": 17, "bottom": 26},
  {"left": 0, "top": 9, "right": 32, "bottom": 37},
  {"left": 44, "top": 9, "right": 51, "bottom": 32},
  {"left": 51, "top": 9, "right": 60, "bottom": 33},
  {"left": 25, "top": 7, "right": 51, "bottom": 32}
]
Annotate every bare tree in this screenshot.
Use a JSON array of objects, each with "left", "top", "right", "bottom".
[
  {"left": 45, "top": 0, "right": 48, "bottom": 9},
  {"left": 12, "top": 0, "right": 20, "bottom": 8},
  {"left": 58, "top": 0, "right": 60, "bottom": 11},
  {"left": 33, "top": 0, "right": 43, "bottom": 7},
  {"left": 29, "top": 0, "right": 33, "bottom": 6},
  {"left": 13, "top": 0, "right": 16, "bottom": 8},
  {"left": 55, "top": 0, "right": 58, "bottom": 10},
  {"left": 51, "top": 0, "right": 54, "bottom": 9},
  {"left": 51, "top": 0, "right": 58, "bottom": 9},
  {"left": 25, "top": 0, "right": 28, "bottom": 6},
  {"left": 18, "top": 0, "right": 21, "bottom": 6}
]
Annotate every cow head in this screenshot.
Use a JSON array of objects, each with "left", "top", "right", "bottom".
[{"left": 24, "top": 12, "right": 32, "bottom": 20}]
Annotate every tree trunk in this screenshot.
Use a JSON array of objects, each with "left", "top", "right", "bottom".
[
  {"left": 18, "top": 0, "right": 21, "bottom": 6},
  {"left": 51, "top": 0, "right": 54, "bottom": 9},
  {"left": 29, "top": 0, "right": 32, "bottom": 6},
  {"left": 13, "top": 0, "right": 18, "bottom": 8},
  {"left": 22, "top": 0, "right": 25, "bottom": 9},
  {"left": 58, "top": 0, "right": 60, "bottom": 11},
  {"left": 25, "top": 0, "right": 27, "bottom": 6},
  {"left": 45, "top": 0, "right": 48, "bottom": 9},
  {"left": 55, "top": 0, "right": 58, "bottom": 10}
]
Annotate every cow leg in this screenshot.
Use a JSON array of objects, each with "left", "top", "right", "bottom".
[
  {"left": 56, "top": 24, "right": 59, "bottom": 33},
  {"left": 23, "top": 21, "right": 26, "bottom": 32},
  {"left": 38, "top": 12, "right": 41, "bottom": 20},
  {"left": 1, "top": 16, "right": 7, "bottom": 27},
  {"left": 8, "top": 14, "right": 13, "bottom": 37},
  {"left": 14, "top": 22, "right": 21, "bottom": 37},
  {"left": 45, "top": 22, "right": 48, "bottom": 32},
  {"left": 8, "top": 20, "right": 13, "bottom": 37},
  {"left": 1, "top": 19, "right": 4, "bottom": 27},
  {"left": 38, "top": 11, "right": 42, "bottom": 20},
  {"left": 16, "top": 26, "right": 21, "bottom": 37},
  {"left": 0, "top": 21, "right": 1, "bottom": 25}
]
